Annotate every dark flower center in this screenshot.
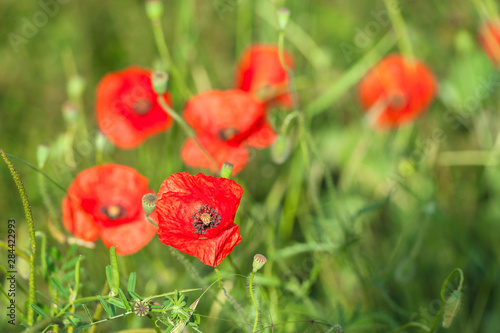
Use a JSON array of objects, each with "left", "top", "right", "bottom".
[
  {"left": 217, "top": 127, "right": 239, "bottom": 141},
  {"left": 101, "top": 204, "right": 126, "bottom": 220},
  {"left": 192, "top": 205, "right": 222, "bottom": 234},
  {"left": 388, "top": 92, "right": 408, "bottom": 110},
  {"left": 133, "top": 98, "right": 152, "bottom": 115}
]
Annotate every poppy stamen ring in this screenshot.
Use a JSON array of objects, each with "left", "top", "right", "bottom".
[
  {"left": 192, "top": 205, "right": 222, "bottom": 234},
  {"left": 133, "top": 98, "right": 152, "bottom": 115},
  {"left": 101, "top": 204, "right": 126, "bottom": 220}
]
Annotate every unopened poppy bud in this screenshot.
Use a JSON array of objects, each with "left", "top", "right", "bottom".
[
  {"left": 37, "top": 143, "right": 50, "bottom": 169},
  {"left": 277, "top": 7, "right": 291, "bottom": 30},
  {"left": 442, "top": 290, "right": 462, "bottom": 328},
  {"left": 62, "top": 102, "right": 79, "bottom": 125},
  {"left": 152, "top": 71, "right": 169, "bottom": 95},
  {"left": 145, "top": 0, "right": 164, "bottom": 20},
  {"left": 220, "top": 162, "right": 234, "bottom": 179},
  {"left": 134, "top": 300, "right": 150, "bottom": 317},
  {"left": 95, "top": 131, "right": 108, "bottom": 152},
  {"left": 270, "top": 135, "right": 290, "bottom": 164},
  {"left": 67, "top": 75, "right": 85, "bottom": 100},
  {"left": 252, "top": 254, "right": 267, "bottom": 272},
  {"left": 142, "top": 193, "right": 157, "bottom": 215}
]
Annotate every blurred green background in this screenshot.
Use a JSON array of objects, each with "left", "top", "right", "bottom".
[{"left": 1, "top": 0, "right": 500, "bottom": 332}]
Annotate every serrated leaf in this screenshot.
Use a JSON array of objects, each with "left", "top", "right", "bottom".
[{"left": 127, "top": 272, "right": 136, "bottom": 293}]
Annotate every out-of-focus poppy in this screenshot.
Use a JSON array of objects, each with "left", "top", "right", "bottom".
[
  {"left": 181, "top": 90, "right": 276, "bottom": 174},
  {"left": 96, "top": 66, "right": 173, "bottom": 149},
  {"left": 479, "top": 20, "right": 500, "bottom": 67},
  {"left": 358, "top": 54, "right": 437, "bottom": 129},
  {"left": 236, "top": 44, "right": 294, "bottom": 109},
  {"left": 62, "top": 164, "right": 157, "bottom": 255},
  {"left": 155, "top": 172, "right": 243, "bottom": 267}
]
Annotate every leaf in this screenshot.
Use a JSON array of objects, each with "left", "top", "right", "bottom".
[
  {"left": 107, "top": 297, "right": 127, "bottom": 310},
  {"left": 50, "top": 275, "right": 69, "bottom": 299},
  {"left": 118, "top": 289, "right": 131, "bottom": 311},
  {"left": 31, "top": 304, "right": 49, "bottom": 318},
  {"left": 129, "top": 291, "right": 143, "bottom": 301},
  {"left": 168, "top": 298, "right": 200, "bottom": 333},
  {"left": 81, "top": 304, "right": 93, "bottom": 323},
  {"left": 127, "top": 272, "right": 137, "bottom": 293},
  {"left": 98, "top": 295, "right": 113, "bottom": 318},
  {"left": 109, "top": 247, "right": 120, "bottom": 296}
]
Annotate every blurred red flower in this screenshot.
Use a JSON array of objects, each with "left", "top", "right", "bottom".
[
  {"left": 62, "top": 164, "right": 157, "bottom": 255},
  {"left": 358, "top": 54, "right": 437, "bottom": 129},
  {"left": 155, "top": 172, "right": 243, "bottom": 267},
  {"left": 479, "top": 20, "right": 500, "bottom": 67},
  {"left": 236, "top": 44, "right": 294, "bottom": 109},
  {"left": 181, "top": 90, "right": 276, "bottom": 174},
  {"left": 96, "top": 66, "right": 173, "bottom": 149}
]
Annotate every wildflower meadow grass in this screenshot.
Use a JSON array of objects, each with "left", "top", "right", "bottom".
[{"left": 1, "top": 0, "right": 500, "bottom": 332}]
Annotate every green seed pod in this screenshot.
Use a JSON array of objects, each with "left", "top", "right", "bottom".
[
  {"left": 67, "top": 75, "right": 85, "bottom": 100},
  {"left": 145, "top": 0, "right": 164, "bottom": 21},
  {"left": 142, "top": 193, "right": 157, "bottom": 215},
  {"left": 271, "top": 135, "right": 290, "bottom": 164},
  {"left": 277, "top": 7, "right": 291, "bottom": 30},
  {"left": 37, "top": 143, "right": 50, "bottom": 169},
  {"left": 252, "top": 254, "right": 267, "bottom": 272},
  {"left": 220, "top": 162, "right": 234, "bottom": 179},
  {"left": 151, "top": 71, "right": 169, "bottom": 95},
  {"left": 134, "top": 300, "right": 150, "bottom": 317}
]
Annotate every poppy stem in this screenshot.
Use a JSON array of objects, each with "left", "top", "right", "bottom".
[
  {"left": 1, "top": 149, "right": 37, "bottom": 326},
  {"left": 146, "top": 215, "right": 158, "bottom": 228},
  {"left": 157, "top": 95, "right": 220, "bottom": 171},
  {"left": 278, "top": 28, "right": 300, "bottom": 113},
  {"left": 383, "top": 0, "right": 414, "bottom": 59},
  {"left": 248, "top": 270, "right": 260, "bottom": 332}
]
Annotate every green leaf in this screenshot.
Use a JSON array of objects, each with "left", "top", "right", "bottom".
[
  {"left": 118, "top": 289, "right": 131, "bottom": 311},
  {"left": 81, "top": 304, "right": 93, "bottom": 323},
  {"left": 129, "top": 291, "right": 143, "bottom": 301},
  {"left": 31, "top": 304, "right": 49, "bottom": 318},
  {"left": 127, "top": 272, "right": 137, "bottom": 293},
  {"left": 50, "top": 275, "right": 69, "bottom": 299},
  {"left": 105, "top": 265, "right": 114, "bottom": 295},
  {"left": 98, "top": 295, "right": 113, "bottom": 318},
  {"left": 107, "top": 297, "right": 127, "bottom": 310}
]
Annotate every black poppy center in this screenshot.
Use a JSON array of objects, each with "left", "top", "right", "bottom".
[
  {"left": 133, "top": 98, "right": 152, "bottom": 115},
  {"left": 388, "top": 92, "right": 408, "bottom": 110},
  {"left": 101, "top": 204, "right": 126, "bottom": 220},
  {"left": 217, "top": 127, "right": 239, "bottom": 141},
  {"left": 192, "top": 205, "right": 222, "bottom": 234}
]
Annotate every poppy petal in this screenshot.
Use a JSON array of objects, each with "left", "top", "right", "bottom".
[{"left": 245, "top": 121, "right": 277, "bottom": 149}]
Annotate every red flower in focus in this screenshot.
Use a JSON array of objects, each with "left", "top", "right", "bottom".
[
  {"left": 181, "top": 90, "right": 276, "bottom": 174},
  {"left": 96, "top": 66, "right": 173, "bottom": 149},
  {"left": 236, "top": 44, "right": 294, "bottom": 109},
  {"left": 62, "top": 164, "right": 157, "bottom": 255},
  {"left": 479, "top": 20, "right": 500, "bottom": 67},
  {"left": 358, "top": 54, "right": 437, "bottom": 129},
  {"left": 155, "top": 172, "right": 243, "bottom": 267}
]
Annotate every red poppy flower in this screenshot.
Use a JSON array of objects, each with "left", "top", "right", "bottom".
[
  {"left": 236, "top": 44, "right": 294, "bottom": 109},
  {"left": 155, "top": 172, "right": 243, "bottom": 267},
  {"left": 479, "top": 20, "right": 500, "bottom": 67},
  {"left": 96, "top": 66, "right": 173, "bottom": 149},
  {"left": 62, "top": 164, "right": 157, "bottom": 255},
  {"left": 181, "top": 90, "right": 276, "bottom": 174},
  {"left": 358, "top": 54, "right": 437, "bottom": 129}
]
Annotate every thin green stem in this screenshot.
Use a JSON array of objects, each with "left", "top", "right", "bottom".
[
  {"left": 157, "top": 95, "right": 219, "bottom": 171},
  {"left": 1, "top": 150, "right": 36, "bottom": 326},
  {"left": 146, "top": 215, "right": 158, "bottom": 228},
  {"left": 278, "top": 29, "right": 299, "bottom": 111},
  {"left": 150, "top": 18, "right": 191, "bottom": 98},
  {"left": 249, "top": 270, "right": 259, "bottom": 332},
  {"left": 214, "top": 267, "right": 249, "bottom": 329},
  {"left": 383, "top": 0, "right": 414, "bottom": 59},
  {"left": 440, "top": 268, "right": 465, "bottom": 302}
]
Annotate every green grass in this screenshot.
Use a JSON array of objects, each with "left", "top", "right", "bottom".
[{"left": 1, "top": 0, "right": 500, "bottom": 332}]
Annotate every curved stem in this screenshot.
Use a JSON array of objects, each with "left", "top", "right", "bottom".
[
  {"left": 390, "top": 321, "right": 430, "bottom": 333},
  {"left": 278, "top": 30, "right": 299, "bottom": 112},
  {"left": 157, "top": 95, "right": 219, "bottom": 171},
  {"left": 1, "top": 150, "right": 36, "bottom": 326},
  {"left": 249, "top": 270, "right": 259, "bottom": 332}
]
